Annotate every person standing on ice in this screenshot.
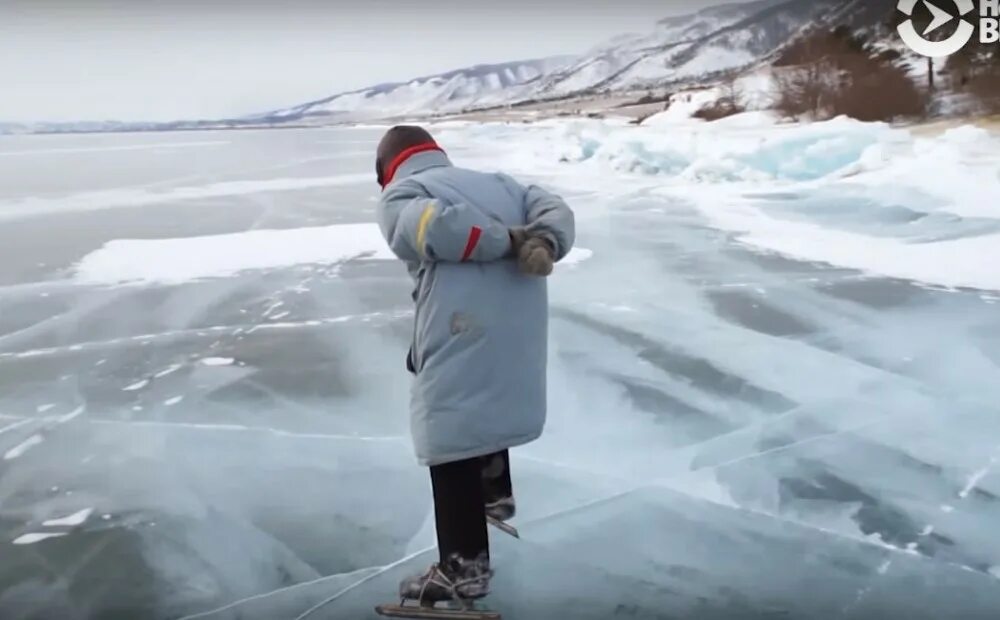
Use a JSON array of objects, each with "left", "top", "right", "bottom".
[{"left": 375, "top": 125, "right": 575, "bottom": 607}]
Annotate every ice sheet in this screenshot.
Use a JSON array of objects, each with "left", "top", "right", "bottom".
[
  {"left": 0, "top": 173, "right": 372, "bottom": 220},
  {"left": 295, "top": 485, "right": 1000, "bottom": 620},
  {"left": 0, "top": 140, "right": 230, "bottom": 157},
  {"left": 3, "top": 123, "right": 999, "bottom": 620}
]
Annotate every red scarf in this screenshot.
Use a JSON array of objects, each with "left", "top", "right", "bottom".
[{"left": 379, "top": 142, "right": 445, "bottom": 189}]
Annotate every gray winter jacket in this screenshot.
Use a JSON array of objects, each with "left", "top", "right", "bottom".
[{"left": 377, "top": 149, "right": 575, "bottom": 466}]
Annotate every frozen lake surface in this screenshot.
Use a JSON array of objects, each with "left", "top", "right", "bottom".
[{"left": 1, "top": 119, "right": 999, "bottom": 619}]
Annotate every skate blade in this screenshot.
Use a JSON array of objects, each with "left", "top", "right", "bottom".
[
  {"left": 486, "top": 516, "right": 519, "bottom": 539},
  {"left": 375, "top": 603, "right": 501, "bottom": 620}
]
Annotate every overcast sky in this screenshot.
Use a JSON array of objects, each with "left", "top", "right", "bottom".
[{"left": 1, "top": 0, "right": 736, "bottom": 123}]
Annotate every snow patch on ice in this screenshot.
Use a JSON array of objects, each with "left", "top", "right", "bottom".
[
  {"left": 75, "top": 222, "right": 595, "bottom": 286},
  {"left": 43, "top": 507, "right": 94, "bottom": 527},
  {"left": 699, "top": 201, "right": 1000, "bottom": 292},
  {"left": 75, "top": 223, "right": 395, "bottom": 286},
  {"left": 163, "top": 396, "right": 184, "bottom": 407},
  {"left": 153, "top": 364, "right": 183, "bottom": 379},
  {"left": 59, "top": 405, "right": 85, "bottom": 423},
  {"left": 122, "top": 379, "right": 149, "bottom": 392},
  {"left": 12, "top": 532, "right": 68, "bottom": 545},
  {"left": 0, "top": 419, "right": 31, "bottom": 435},
  {"left": 959, "top": 456, "right": 997, "bottom": 499},
  {"left": 201, "top": 357, "right": 235, "bottom": 367},
  {"left": 560, "top": 248, "right": 593, "bottom": 267},
  {"left": 4, "top": 434, "right": 43, "bottom": 460}
]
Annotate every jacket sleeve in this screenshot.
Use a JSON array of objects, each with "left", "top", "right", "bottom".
[
  {"left": 499, "top": 174, "right": 576, "bottom": 261},
  {"left": 377, "top": 178, "right": 512, "bottom": 263}
]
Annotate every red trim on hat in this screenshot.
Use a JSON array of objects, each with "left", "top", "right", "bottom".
[{"left": 380, "top": 142, "right": 444, "bottom": 189}]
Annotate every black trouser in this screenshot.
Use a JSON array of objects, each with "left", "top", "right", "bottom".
[{"left": 430, "top": 450, "right": 512, "bottom": 564}]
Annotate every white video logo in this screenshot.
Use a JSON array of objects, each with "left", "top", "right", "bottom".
[{"left": 897, "top": 0, "right": 977, "bottom": 57}]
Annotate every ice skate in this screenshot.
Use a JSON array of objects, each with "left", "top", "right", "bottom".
[
  {"left": 376, "top": 552, "right": 499, "bottom": 619},
  {"left": 486, "top": 514, "right": 519, "bottom": 539},
  {"left": 485, "top": 498, "right": 519, "bottom": 539},
  {"left": 485, "top": 496, "right": 516, "bottom": 523},
  {"left": 481, "top": 453, "right": 518, "bottom": 538},
  {"left": 374, "top": 602, "right": 500, "bottom": 620}
]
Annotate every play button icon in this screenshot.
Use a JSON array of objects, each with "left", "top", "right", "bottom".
[
  {"left": 897, "top": 0, "right": 977, "bottom": 57},
  {"left": 922, "top": 0, "right": 956, "bottom": 36}
]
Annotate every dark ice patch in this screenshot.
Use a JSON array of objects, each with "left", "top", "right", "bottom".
[
  {"left": 817, "top": 278, "right": 923, "bottom": 309},
  {"left": 608, "top": 373, "right": 735, "bottom": 444},
  {"left": 741, "top": 192, "right": 804, "bottom": 201},
  {"left": 555, "top": 308, "right": 796, "bottom": 414},
  {"left": 706, "top": 290, "right": 815, "bottom": 337},
  {"left": 725, "top": 246, "right": 854, "bottom": 277}
]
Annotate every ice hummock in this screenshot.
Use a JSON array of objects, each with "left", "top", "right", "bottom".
[{"left": 444, "top": 112, "right": 1000, "bottom": 292}]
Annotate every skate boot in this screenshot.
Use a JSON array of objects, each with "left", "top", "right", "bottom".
[
  {"left": 484, "top": 496, "right": 516, "bottom": 522},
  {"left": 481, "top": 453, "right": 516, "bottom": 523},
  {"left": 398, "top": 552, "right": 492, "bottom": 607}
]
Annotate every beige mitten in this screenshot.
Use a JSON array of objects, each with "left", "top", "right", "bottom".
[
  {"left": 508, "top": 228, "right": 529, "bottom": 257},
  {"left": 508, "top": 228, "right": 555, "bottom": 276},
  {"left": 518, "top": 237, "right": 555, "bottom": 277}
]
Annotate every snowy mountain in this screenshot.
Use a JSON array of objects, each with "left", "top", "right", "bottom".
[
  {"left": 528, "top": 0, "right": 796, "bottom": 98},
  {"left": 526, "top": 0, "right": 901, "bottom": 99},
  {"left": 260, "top": 0, "right": 900, "bottom": 121},
  {"left": 263, "top": 57, "right": 574, "bottom": 122},
  {"left": 0, "top": 58, "right": 573, "bottom": 133}
]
